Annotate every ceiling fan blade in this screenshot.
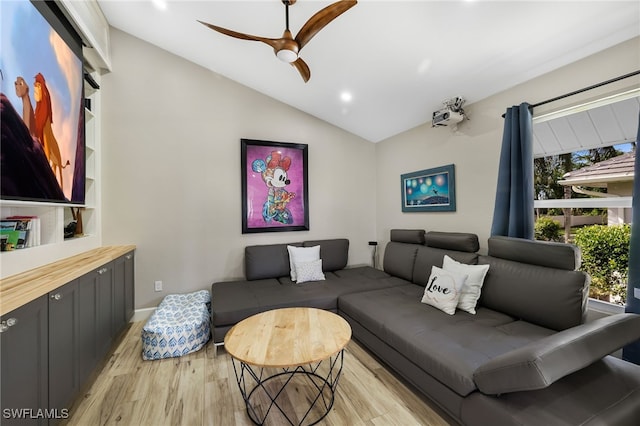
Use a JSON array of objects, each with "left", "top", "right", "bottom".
[
  {"left": 294, "top": 0, "right": 357, "bottom": 51},
  {"left": 291, "top": 58, "right": 310, "bottom": 83},
  {"left": 198, "top": 20, "right": 281, "bottom": 50}
]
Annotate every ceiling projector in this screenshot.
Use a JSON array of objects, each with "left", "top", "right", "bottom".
[
  {"left": 432, "top": 96, "right": 467, "bottom": 127},
  {"left": 432, "top": 109, "right": 464, "bottom": 127}
]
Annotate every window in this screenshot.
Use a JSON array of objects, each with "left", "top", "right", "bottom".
[{"left": 532, "top": 91, "right": 638, "bottom": 306}]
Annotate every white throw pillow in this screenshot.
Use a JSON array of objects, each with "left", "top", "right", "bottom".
[
  {"left": 287, "top": 245, "right": 320, "bottom": 281},
  {"left": 442, "top": 255, "right": 490, "bottom": 315},
  {"left": 295, "top": 259, "right": 326, "bottom": 284},
  {"left": 421, "top": 266, "right": 467, "bottom": 315}
]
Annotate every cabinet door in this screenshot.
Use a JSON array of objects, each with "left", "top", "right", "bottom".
[
  {"left": 0, "top": 296, "right": 48, "bottom": 426},
  {"left": 77, "top": 272, "right": 98, "bottom": 386},
  {"left": 124, "top": 252, "right": 135, "bottom": 323},
  {"left": 113, "top": 257, "right": 126, "bottom": 336},
  {"left": 113, "top": 252, "right": 135, "bottom": 336},
  {"left": 48, "top": 281, "right": 79, "bottom": 412},
  {"left": 96, "top": 263, "right": 114, "bottom": 358}
]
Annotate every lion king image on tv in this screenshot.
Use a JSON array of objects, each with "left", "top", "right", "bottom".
[{"left": 1, "top": 0, "right": 85, "bottom": 204}]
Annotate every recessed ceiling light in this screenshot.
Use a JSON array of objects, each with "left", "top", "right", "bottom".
[
  {"left": 151, "top": 0, "right": 168, "bottom": 11},
  {"left": 417, "top": 58, "right": 432, "bottom": 75},
  {"left": 340, "top": 91, "right": 353, "bottom": 103}
]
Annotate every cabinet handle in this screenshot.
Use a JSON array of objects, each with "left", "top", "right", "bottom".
[
  {"left": 51, "top": 293, "right": 62, "bottom": 301},
  {"left": 126, "top": 255, "right": 132, "bottom": 260},
  {"left": 97, "top": 267, "right": 108, "bottom": 275},
  {"left": 0, "top": 318, "right": 18, "bottom": 333}
]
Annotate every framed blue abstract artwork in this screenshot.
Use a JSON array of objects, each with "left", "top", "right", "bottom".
[{"left": 401, "top": 164, "right": 456, "bottom": 212}]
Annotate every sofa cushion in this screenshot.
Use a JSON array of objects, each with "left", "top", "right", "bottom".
[
  {"left": 487, "top": 236, "right": 581, "bottom": 270},
  {"left": 263, "top": 281, "right": 338, "bottom": 310},
  {"left": 412, "top": 246, "right": 478, "bottom": 286},
  {"left": 473, "top": 313, "right": 640, "bottom": 395},
  {"left": 426, "top": 231, "right": 479, "bottom": 253},
  {"left": 334, "top": 266, "right": 389, "bottom": 280},
  {"left": 320, "top": 273, "right": 408, "bottom": 297},
  {"left": 421, "top": 266, "right": 467, "bottom": 315},
  {"left": 214, "top": 266, "right": 403, "bottom": 330},
  {"left": 245, "top": 243, "right": 301, "bottom": 280},
  {"left": 339, "top": 285, "right": 554, "bottom": 396},
  {"left": 303, "top": 239, "right": 349, "bottom": 272},
  {"left": 213, "top": 278, "right": 340, "bottom": 328},
  {"left": 390, "top": 229, "right": 425, "bottom": 244},
  {"left": 478, "top": 255, "right": 589, "bottom": 331},
  {"left": 443, "top": 255, "right": 490, "bottom": 315},
  {"left": 383, "top": 242, "right": 419, "bottom": 282},
  {"left": 212, "top": 279, "right": 282, "bottom": 325},
  {"left": 462, "top": 356, "right": 640, "bottom": 426}
]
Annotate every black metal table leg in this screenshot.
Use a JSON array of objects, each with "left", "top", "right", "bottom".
[{"left": 231, "top": 350, "right": 345, "bottom": 425}]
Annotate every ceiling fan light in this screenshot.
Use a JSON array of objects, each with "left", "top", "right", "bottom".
[{"left": 276, "top": 49, "right": 298, "bottom": 63}]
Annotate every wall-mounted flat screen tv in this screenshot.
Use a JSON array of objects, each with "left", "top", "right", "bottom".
[{"left": 1, "top": 0, "right": 85, "bottom": 204}]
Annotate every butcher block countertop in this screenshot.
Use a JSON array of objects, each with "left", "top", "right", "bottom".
[{"left": 0, "top": 245, "right": 136, "bottom": 316}]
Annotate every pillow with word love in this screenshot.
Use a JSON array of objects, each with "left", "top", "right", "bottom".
[{"left": 421, "top": 266, "right": 468, "bottom": 315}]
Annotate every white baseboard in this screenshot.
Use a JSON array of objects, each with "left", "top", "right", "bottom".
[{"left": 131, "top": 307, "right": 156, "bottom": 322}]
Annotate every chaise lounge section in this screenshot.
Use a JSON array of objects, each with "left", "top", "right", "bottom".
[
  {"left": 211, "top": 230, "right": 640, "bottom": 425},
  {"left": 211, "top": 238, "right": 394, "bottom": 343}
]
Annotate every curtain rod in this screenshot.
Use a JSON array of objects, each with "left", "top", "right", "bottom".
[
  {"left": 502, "top": 70, "right": 640, "bottom": 117},
  {"left": 531, "top": 70, "right": 640, "bottom": 109}
]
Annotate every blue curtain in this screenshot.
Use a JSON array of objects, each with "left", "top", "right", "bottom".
[
  {"left": 491, "top": 103, "right": 534, "bottom": 239},
  {"left": 623, "top": 113, "right": 640, "bottom": 365}
]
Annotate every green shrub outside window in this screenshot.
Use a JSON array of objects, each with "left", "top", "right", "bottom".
[
  {"left": 534, "top": 217, "right": 563, "bottom": 242},
  {"left": 573, "top": 224, "right": 631, "bottom": 305}
]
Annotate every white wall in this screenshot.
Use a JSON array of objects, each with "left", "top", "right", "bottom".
[
  {"left": 375, "top": 37, "right": 640, "bottom": 257},
  {"left": 101, "top": 29, "right": 377, "bottom": 309}
]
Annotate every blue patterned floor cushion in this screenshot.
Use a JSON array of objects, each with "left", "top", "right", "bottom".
[{"left": 142, "top": 290, "right": 211, "bottom": 360}]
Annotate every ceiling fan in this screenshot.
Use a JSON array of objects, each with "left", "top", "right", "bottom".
[{"left": 198, "top": 0, "right": 357, "bottom": 83}]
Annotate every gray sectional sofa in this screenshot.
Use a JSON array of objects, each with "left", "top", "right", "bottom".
[{"left": 211, "top": 230, "right": 640, "bottom": 425}]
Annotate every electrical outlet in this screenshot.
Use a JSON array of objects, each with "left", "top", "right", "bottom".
[
  {"left": 154, "top": 280, "right": 163, "bottom": 292},
  {"left": 635, "top": 287, "right": 640, "bottom": 300}
]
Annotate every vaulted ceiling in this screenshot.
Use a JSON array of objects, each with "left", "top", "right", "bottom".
[{"left": 98, "top": 0, "right": 640, "bottom": 142}]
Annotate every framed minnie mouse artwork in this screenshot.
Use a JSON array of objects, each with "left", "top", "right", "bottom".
[{"left": 241, "top": 139, "right": 309, "bottom": 233}]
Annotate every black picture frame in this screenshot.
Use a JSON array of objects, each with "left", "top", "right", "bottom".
[
  {"left": 241, "top": 139, "right": 309, "bottom": 233},
  {"left": 401, "top": 164, "right": 456, "bottom": 212}
]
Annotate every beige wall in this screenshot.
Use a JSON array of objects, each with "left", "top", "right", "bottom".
[
  {"left": 374, "top": 37, "right": 640, "bottom": 257},
  {"left": 102, "top": 29, "right": 377, "bottom": 309}
]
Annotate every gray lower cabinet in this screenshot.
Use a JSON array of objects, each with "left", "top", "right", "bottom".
[
  {"left": 0, "top": 251, "right": 135, "bottom": 425},
  {"left": 48, "top": 280, "right": 80, "bottom": 415},
  {"left": 0, "top": 295, "right": 49, "bottom": 426},
  {"left": 77, "top": 272, "right": 98, "bottom": 387},
  {"left": 96, "top": 264, "right": 114, "bottom": 359},
  {"left": 113, "top": 251, "right": 135, "bottom": 335},
  {"left": 113, "top": 258, "right": 127, "bottom": 335},
  {"left": 124, "top": 253, "right": 135, "bottom": 322}
]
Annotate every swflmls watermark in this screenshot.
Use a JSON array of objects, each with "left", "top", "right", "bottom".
[{"left": 3, "top": 408, "right": 69, "bottom": 420}]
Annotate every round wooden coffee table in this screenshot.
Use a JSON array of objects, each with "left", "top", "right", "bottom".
[{"left": 224, "top": 307, "right": 352, "bottom": 425}]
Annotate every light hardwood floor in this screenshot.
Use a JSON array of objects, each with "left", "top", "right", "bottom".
[{"left": 66, "top": 322, "right": 453, "bottom": 426}]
